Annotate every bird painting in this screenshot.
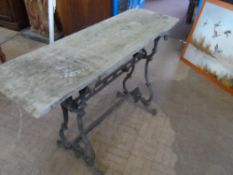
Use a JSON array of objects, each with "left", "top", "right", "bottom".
[
  {"left": 224, "top": 30, "right": 231, "bottom": 38},
  {"left": 214, "top": 21, "right": 221, "bottom": 28},
  {"left": 212, "top": 29, "right": 221, "bottom": 38},
  {"left": 214, "top": 44, "right": 223, "bottom": 54},
  {"left": 203, "top": 20, "right": 208, "bottom": 26}
]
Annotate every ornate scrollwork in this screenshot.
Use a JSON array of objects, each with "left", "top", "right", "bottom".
[
  {"left": 119, "top": 37, "right": 161, "bottom": 113},
  {"left": 57, "top": 36, "right": 161, "bottom": 174}
]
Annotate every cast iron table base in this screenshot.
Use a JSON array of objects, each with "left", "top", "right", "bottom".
[{"left": 57, "top": 36, "right": 161, "bottom": 174}]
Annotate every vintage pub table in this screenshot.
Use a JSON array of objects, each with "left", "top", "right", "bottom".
[{"left": 0, "top": 10, "right": 178, "bottom": 174}]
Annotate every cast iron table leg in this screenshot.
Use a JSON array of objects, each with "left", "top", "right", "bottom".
[
  {"left": 118, "top": 37, "right": 161, "bottom": 115},
  {"left": 58, "top": 90, "right": 103, "bottom": 175},
  {"left": 57, "top": 36, "right": 162, "bottom": 174}
]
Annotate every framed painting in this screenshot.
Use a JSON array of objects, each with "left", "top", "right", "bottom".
[{"left": 181, "top": 0, "right": 233, "bottom": 95}]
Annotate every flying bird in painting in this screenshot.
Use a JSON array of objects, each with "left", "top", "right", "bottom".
[
  {"left": 214, "top": 21, "right": 221, "bottom": 28},
  {"left": 224, "top": 30, "right": 231, "bottom": 38},
  {"left": 214, "top": 44, "right": 223, "bottom": 54},
  {"left": 203, "top": 20, "right": 208, "bottom": 26},
  {"left": 212, "top": 29, "right": 221, "bottom": 38}
]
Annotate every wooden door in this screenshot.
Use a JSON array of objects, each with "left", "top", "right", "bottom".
[
  {"left": 87, "top": 0, "right": 112, "bottom": 25},
  {"left": 0, "top": 0, "right": 29, "bottom": 30},
  {"left": 56, "top": 0, "right": 112, "bottom": 35},
  {"left": 0, "top": 0, "right": 13, "bottom": 21}
]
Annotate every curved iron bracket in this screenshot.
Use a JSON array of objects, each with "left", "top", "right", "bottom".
[
  {"left": 57, "top": 36, "right": 161, "bottom": 175},
  {"left": 119, "top": 37, "right": 161, "bottom": 111}
]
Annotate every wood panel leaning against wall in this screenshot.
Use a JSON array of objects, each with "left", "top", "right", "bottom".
[{"left": 24, "top": 0, "right": 61, "bottom": 37}]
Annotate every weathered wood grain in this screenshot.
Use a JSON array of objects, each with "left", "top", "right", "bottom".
[{"left": 0, "top": 9, "right": 178, "bottom": 118}]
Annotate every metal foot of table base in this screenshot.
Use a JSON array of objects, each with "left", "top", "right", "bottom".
[
  {"left": 116, "top": 91, "right": 157, "bottom": 115},
  {"left": 57, "top": 37, "right": 161, "bottom": 175},
  {"left": 117, "top": 37, "right": 160, "bottom": 115},
  {"left": 57, "top": 92, "right": 103, "bottom": 175}
]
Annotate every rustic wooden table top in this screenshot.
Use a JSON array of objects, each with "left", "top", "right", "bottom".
[{"left": 0, "top": 9, "right": 178, "bottom": 118}]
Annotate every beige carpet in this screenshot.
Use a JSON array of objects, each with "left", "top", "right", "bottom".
[{"left": 0, "top": 27, "right": 44, "bottom": 61}]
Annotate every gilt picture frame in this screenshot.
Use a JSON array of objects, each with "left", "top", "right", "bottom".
[{"left": 181, "top": 0, "right": 233, "bottom": 95}]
